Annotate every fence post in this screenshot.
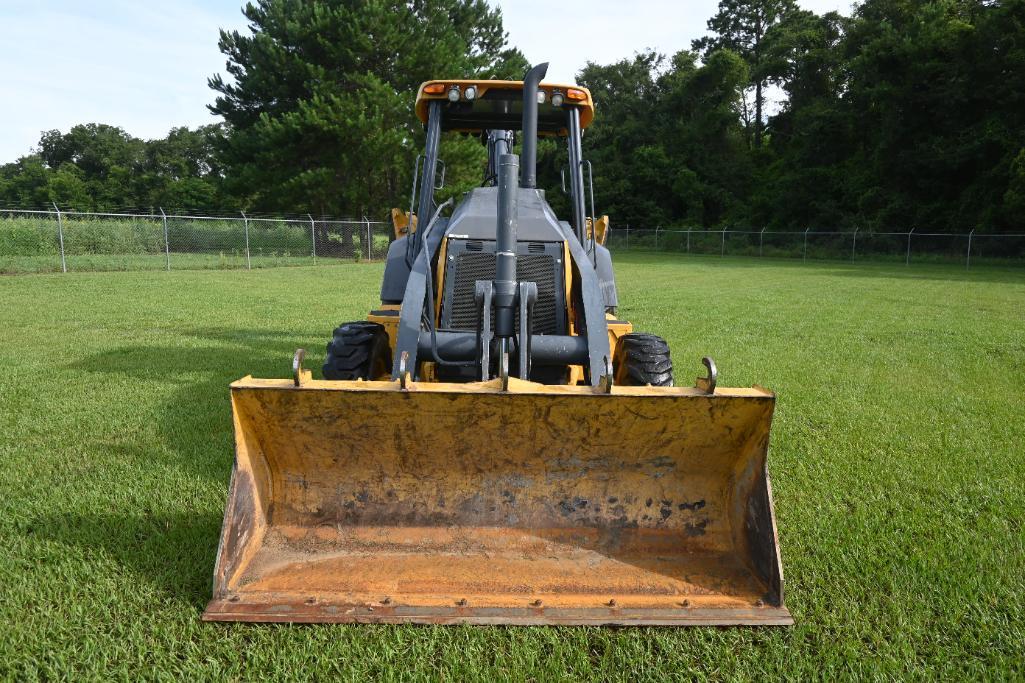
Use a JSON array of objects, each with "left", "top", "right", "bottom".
[
  {"left": 160, "top": 207, "right": 170, "bottom": 271},
  {"left": 966, "top": 228, "right": 974, "bottom": 269},
  {"left": 721, "top": 228, "right": 727, "bottom": 257},
  {"left": 654, "top": 225, "right": 660, "bottom": 250},
  {"left": 241, "top": 210, "right": 251, "bottom": 270},
  {"left": 52, "top": 202, "right": 67, "bottom": 273},
  {"left": 852, "top": 227, "right": 859, "bottom": 262},
  {"left": 686, "top": 227, "right": 691, "bottom": 254},
  {"left": 626, "top": 226, "right": 630, "bottom": 249},
  {"left": 906, "top": 227, "right": 915, "bottom": 266},
  {"left": 803, "top": 227, "right": 810, "bottom": 262},
  {"left": 364, "top": 214, "right": 373, "bottom": 259},
  {"left": 307, "top": 213, "right": 317, "bottom": 263},
  {"left": 760, "top": 227, "right": 766, "bottom": 257}
]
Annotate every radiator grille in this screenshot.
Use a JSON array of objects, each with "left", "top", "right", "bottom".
[{"left": 448, "top": 252, "right": 559, "bottom": 334}]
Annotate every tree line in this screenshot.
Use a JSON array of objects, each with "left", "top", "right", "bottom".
[{"left": 1, "top": 0, "right": 1022, "bottom": 233}]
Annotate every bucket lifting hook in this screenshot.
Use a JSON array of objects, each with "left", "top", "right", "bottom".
[
  {"left": 292, "top": 349, "right": 309, "bottom": 387},
  {"left": 696, "top": 356, "right": 717, "bottom": 394}
]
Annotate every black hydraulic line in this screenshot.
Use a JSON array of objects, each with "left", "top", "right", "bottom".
[
  {"left": 421, "top": 199, "right": 476, "bottom": 368},
  {"left": 520, "top": 63, "right": 548, "bottom": 189},
  {"left": 482, "top": 130, "right": 514, "bottom": 186},
  {"left": 567, "top": 107, "right": 587, "bottom": 245},
  {"left": 412, "top": 100, "right": 443, "bottom": 263}
]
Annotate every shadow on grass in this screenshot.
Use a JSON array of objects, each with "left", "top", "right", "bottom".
[
  {"left": 32, "top": 510, "right": 222, "bottom": 610},
  {"left": 70, "top": 326, "right": 326, "bottom": 484},
  {"left": 58, "top": 328, "right": 327, "bottom": 607}
]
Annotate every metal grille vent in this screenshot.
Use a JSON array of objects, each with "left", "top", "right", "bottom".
[
  {"left": 448, "top": 252, "right": 558, "bottom": 334},
  {"left": 465, "top": 240, "right": 483, "bottom": 251}
]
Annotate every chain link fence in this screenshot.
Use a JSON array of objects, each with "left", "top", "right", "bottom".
[
  {"left": 3, "top": 207, "right": 1024, "bottom": 273},
  {"left": 0, "top": 206, "right": 392, "bottom": 273},
  {"left": 606, "top": 226, "right": 1025, "bottom": 268}
]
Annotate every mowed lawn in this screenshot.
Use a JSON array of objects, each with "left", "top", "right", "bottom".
[{"left": 1, "top": 253, "right": 1023, "bottom": 679}]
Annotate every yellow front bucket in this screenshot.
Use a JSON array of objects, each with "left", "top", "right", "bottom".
[{"left": 203, "top": 376, "right": 791, "bottom": 626}]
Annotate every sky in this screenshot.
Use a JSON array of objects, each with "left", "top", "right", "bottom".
[{"left": 0, "top": 0, "right": 854, "bottom": 164}]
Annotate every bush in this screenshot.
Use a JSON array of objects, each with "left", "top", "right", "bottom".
[{"left": 0, "top": 216, "right": 59, "bottom": 256}]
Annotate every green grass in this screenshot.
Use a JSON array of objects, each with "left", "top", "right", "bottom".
[{"left": 1, "top": 253, "right": 1023, "bottom": 679}]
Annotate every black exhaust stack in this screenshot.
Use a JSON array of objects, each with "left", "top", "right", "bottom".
[{"left": 520, "top": 62, "right": 548, "bottom": 189}]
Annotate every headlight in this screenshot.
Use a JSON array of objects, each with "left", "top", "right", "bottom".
[
  {"left": 551, "top": 90, "right": 564, "bottom": 107},
  {"left": 463, "top": 85, "right": 477, "bottom": 100},
  {"left": 536, "top": 89, "right": 547, "bottom": 105},
  {"left": 447, "top": 86, "right": 461, "bottom": 102}
]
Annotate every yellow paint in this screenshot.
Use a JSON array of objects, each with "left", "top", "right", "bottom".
[
  {"left": 391, "top": 208, "right": 417, "bottom": 239},
  {"left": 434, "top": 237, "right": 448, "bottom": 324},
  {"left": 594, "top": 216, "right": 609, "bottom": 245},
  {"left": 562, "top": 240, "right": 583, "bottom": 384},
  {"left": 562, "top": 241, "right": 574, "bottom": 322},
  {"left": 367, "top": 306, "right": 400, "bottom": 363},
  {"left": 585, "top": 216, "right": 610, "bottom": 245},
  {"left": 419, "top": 362, "right": 437, "bottom": 382},
  {"left": 607, "top": 318, "right": 633, "bottom": 355},
  {"left": 208, "top": 375, "right": 784, "bottom": 621}
]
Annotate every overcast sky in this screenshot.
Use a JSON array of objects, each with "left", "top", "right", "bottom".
[{"left": 0, "top": 0, "right": 854, "bottom": 163}]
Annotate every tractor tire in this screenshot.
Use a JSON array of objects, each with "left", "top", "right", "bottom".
[
  {"left": 322, "top": 322, "right": 391, "bottom": 380},
  {"left": 613, "top": 333, "right": 673, "bottom": 387}
]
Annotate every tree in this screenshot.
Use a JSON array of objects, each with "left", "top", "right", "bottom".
[
  {"left": 740, "top": 0, "right": 1025, "bottom": 233},
  {"left": 748, "top": 10, "right": 852, "bottom": 229},
  {"left": 694, "top": 0, "right": 798, "bottom": 147},
  {"left": 1005, "top": 149, "right": 1025, "bottom": 221},
  {"left": 46, "top": 164, "right": 92, "bottom": 208},
  {"left": 832, "top": 0, "right": 1025, "bottom": 231},
  {"left": 658, "top": 49, "right": 753, "bottom": 226},
  {"left": 37, "top": 124, "right": 144, "bottom": 209},
  {"left": 0, "top": 125, "right": 225, "bottom": 212},
  {"left": 571, "top": 52, "right": 671, "bottom": 224},
  {"left": 559, "top": 49, "right": 751, "bottom": 228},
  {"left": 137, "top": 126, "right": 225, "bottom": 209},
  {"left": 0, "top": 156, "right": 51, "bottom": 208},
  {"left": 208, "top": 0, "right": 527, "bottom": 217},
  {"left": 759, "top": 9, "right": 849, "bottom": 109}
]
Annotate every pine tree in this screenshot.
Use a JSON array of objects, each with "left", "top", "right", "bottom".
[
  {"left": 208, "top": 0, "right": 527, "bottom": 217},
  {"left": 694, "top": 0, "right": 797, "bottom": 147}
]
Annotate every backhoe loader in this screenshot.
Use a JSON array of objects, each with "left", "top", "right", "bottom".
[{"left": 203, "top": 64, "right": 791, "bottom": 626}]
